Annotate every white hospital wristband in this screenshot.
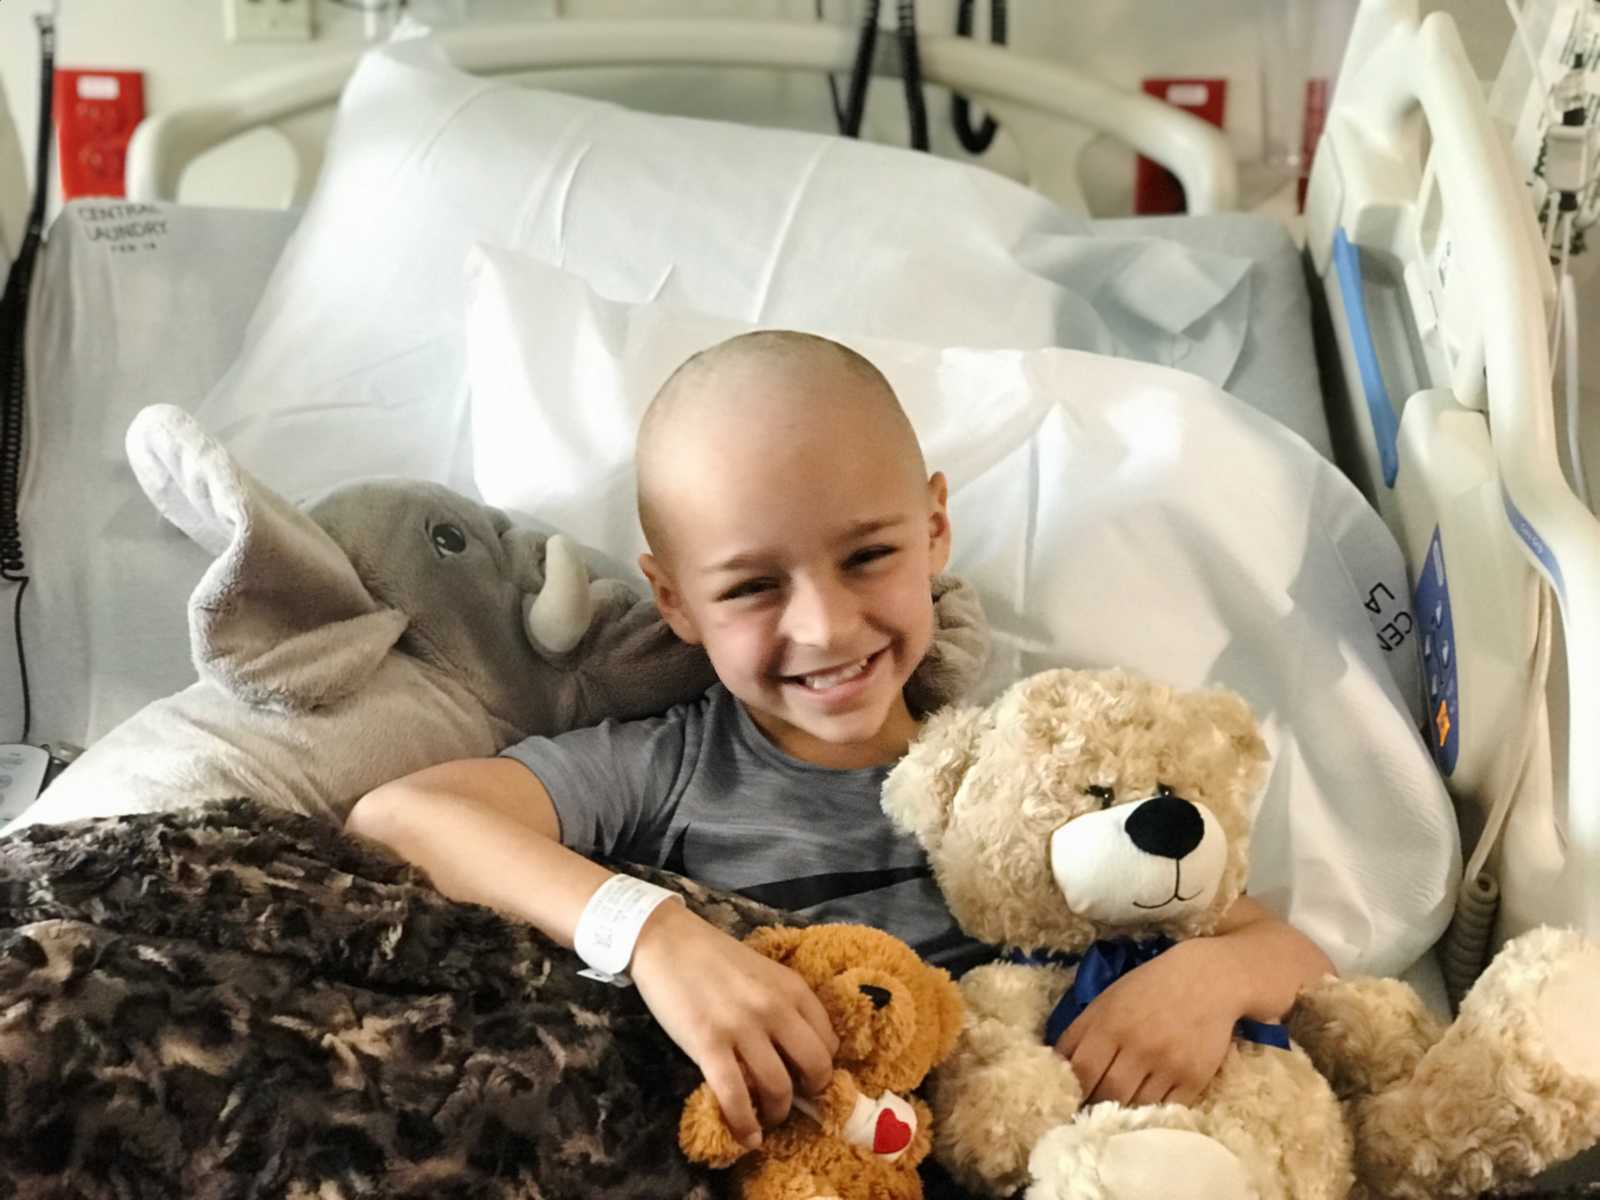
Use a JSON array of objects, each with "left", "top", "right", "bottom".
[{"left": 573, "top": 874, "right": 684, "bottom": 987}]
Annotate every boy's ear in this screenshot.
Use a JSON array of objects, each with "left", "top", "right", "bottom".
[
  {"left": 640, "top": 552, "right": 702, "bottom": 645},
  {"left": 926, "top": 471, "right": 952, "bottom": 575}
]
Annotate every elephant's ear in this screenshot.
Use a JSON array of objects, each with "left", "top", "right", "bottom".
[{"left": 126, "top": 406, "right": 408, "bottom": 711}]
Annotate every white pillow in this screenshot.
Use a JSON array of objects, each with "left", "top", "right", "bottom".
[
  {"left": 194, "top": 35, "right": 1256, "bottom": 505},
  {"left": 465, "top": 244, "right": 1456, "bottom": 980}
]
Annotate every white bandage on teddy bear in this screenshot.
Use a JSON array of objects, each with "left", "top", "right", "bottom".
[{"left": 792, "top": 1091, "right": 919, "bottom": 1163}]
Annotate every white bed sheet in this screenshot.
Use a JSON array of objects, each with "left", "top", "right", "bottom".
[
  {"left": 0, "top": 173, "right": 1448, "bottom": 986},
  {"left": 463, "top": 246, "right": 1455, "bottom": 979},
  {"left": 4, "top": 170, "right": 1326, "bottom": 754}
]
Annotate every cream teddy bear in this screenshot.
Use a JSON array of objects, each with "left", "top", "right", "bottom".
[{"left": 882, "top": 667, "right": 1600, "bottom": 1200}]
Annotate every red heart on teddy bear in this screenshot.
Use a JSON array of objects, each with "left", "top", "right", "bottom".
[{"left": 874, "top": 1108, "right": 912, "bottom": 1155}]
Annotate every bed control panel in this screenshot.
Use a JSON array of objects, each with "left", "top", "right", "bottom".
[{"left": 1393, "top": 390, "right": 1539, "bottom": 797}]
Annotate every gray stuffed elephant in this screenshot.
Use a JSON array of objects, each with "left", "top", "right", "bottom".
[{"left": 3, "top": 405, "right": 720, "bottom": 831}]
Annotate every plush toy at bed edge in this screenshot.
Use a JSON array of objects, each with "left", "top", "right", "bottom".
[
  {"left": 4, "top": 404, "right": 718, "bottom": 831},
  {"left": 883, "top": 666, "right": 1600, "bottom": 1200},
  {"left": 6, "top": 404, "right": 990, "bottom": 834},
  {"left": 678, "top": 923, "right": 965, "bottom": 1200}
]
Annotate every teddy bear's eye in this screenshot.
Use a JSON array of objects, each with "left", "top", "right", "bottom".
[
  {"left": 1086, "top": 785, "right": 1115, "bottom": 809},
  {"left": 1156, "top": 782, "right": 1174, "bottom": 798},
  {"left": 430, "top": 523, "right": 468, "bottom": 556}
]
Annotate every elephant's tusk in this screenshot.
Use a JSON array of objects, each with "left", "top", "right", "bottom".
[{"left": 523, "top": 534, "right": 594, "bottom": 655}]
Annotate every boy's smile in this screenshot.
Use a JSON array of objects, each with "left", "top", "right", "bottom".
[{"left": 783, "top": 646, "right": 887, "bottom": 697}]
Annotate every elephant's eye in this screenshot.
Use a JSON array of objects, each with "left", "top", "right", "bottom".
[
  {"left": 1086, "top": 785, "right": 1115, "bottom": 809},
  {"left": 430, "top": 523, "right": 468, "bottom": 556}
]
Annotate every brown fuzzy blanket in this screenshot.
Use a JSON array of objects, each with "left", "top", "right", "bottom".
[
  {"left": 0, "top": 800, "right": 794, "bottom": 1199},
  {"left": 4, "top": 801, "right": 1594, "bottom": 1200}
]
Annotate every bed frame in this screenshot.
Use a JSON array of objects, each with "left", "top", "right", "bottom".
[
  {"left": 1305, "top": 0, "right": 1600, "bottom": 951},
  {"left": 123, "top": 17, "right": 1236, "bottom": 214},
  {"left": 121, "top": 2, "right": 1599, "bottom": 960}
]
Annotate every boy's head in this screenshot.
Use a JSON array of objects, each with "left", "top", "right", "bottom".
[{"left": 637, "top": 331, "right": 950, "bottom": 768}]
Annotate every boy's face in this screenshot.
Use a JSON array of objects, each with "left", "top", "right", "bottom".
[{"left": 640, "top": 381, "right": 950, "bottom": 768}]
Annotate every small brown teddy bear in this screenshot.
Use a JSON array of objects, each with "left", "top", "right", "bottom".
[
  {"left": 882, "top": 666, "right": 1600, "bottom": 1200},
  {"left": 678, "top": 924, "right": 965, "bottom": 1200}
]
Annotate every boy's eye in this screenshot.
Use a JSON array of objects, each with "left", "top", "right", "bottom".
[
  {"left": 846, "top": 545, "right": 896, "bottom": 568},
  {"left": 717, "top": 578, "right": 777, "bottom": 602}
]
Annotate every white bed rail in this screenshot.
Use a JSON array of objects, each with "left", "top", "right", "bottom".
[
  {"left": 1308, "top": 0, "right": 1600, "bottom": 938},
  {"left": 124, "top": 18, "right": 1236, "bottom": 214}
]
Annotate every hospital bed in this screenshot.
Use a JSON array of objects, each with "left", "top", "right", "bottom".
[{"left": 1, "top": 0, "right": 1597, "bottom": 1186}]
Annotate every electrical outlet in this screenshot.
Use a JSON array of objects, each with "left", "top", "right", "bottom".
[{"left": 224, "top": 0, "right": 314, "bottom": 43}]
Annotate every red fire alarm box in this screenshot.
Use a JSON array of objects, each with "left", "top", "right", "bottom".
[
  {"left": 55, "top": 69, "right": 145, "bottom": 200},
  {"left": 1134, "top": 78, "right": 1228, "bottom": 215}
]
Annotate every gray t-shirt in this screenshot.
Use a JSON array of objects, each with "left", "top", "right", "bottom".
[{"left": 501, "top": 684, "right": 993, "bottom": 976}]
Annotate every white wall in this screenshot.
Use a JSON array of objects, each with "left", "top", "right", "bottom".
[{"left": 0, "top": 0, "right": 1501, "bottom": 212}]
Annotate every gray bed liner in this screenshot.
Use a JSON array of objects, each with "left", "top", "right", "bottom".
[{"left": 1094, "top": 212, "right": 1330, "bottom": 460}]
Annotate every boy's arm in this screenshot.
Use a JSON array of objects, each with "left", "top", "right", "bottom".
[
  {"left": 346, "top": 765, "right": 838, "bottom": 1148},
  {"left": 1052, "top": 895, "right": 1334, "bottom": 1108}
]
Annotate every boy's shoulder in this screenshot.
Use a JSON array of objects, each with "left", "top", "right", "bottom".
[{"left": 662, "top": 681, "right": 730, "bottom": 727}]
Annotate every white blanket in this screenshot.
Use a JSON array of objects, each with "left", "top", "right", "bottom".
[
  {"left": 467, "top": 247, "right": 1458, "bottom": 979},
  {"left": 192, "top": 36, "right": 1256, "bottom": 513}
]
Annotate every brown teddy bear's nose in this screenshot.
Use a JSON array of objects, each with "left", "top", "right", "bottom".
[
  {"left": 859, "top": 984, "right": 892, "bottom": 1009},
  {"left": 1123, "top": 793, "right": 1204, "bottom": 859}
]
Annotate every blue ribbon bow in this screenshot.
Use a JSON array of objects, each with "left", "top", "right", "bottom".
[{"left": 1011, "top": 936, "right": 1290, "bottom": 1050}]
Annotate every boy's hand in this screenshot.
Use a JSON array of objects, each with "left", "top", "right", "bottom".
[
  {"left": 1053, "top": 938, "right": 1240, "bottom": 1108},
  {"left": 631, "top": 901, "right": 839, "bottom": 1149}
]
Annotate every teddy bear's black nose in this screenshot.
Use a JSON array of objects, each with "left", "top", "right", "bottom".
[
  {"left": 1123, "top": 793, "right": 1204, "bottom": 860},
  {"left": 859, "top": 984, "right": 892, "bottom": 1010}
]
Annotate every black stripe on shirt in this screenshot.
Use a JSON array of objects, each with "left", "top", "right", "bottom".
[{"left": 735, "top": 865, "right": 932, "bottom": 911}]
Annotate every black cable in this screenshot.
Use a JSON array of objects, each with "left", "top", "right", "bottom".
[
  {"left": 0, "top": 12, "right": 54, "bottom": 743},
  {"left": 816, "top": 0, "right": 848, "bottom": 131},
  {"left": 839, "top": 0, "right": 881, "bottom": 139},
  {"left": 896, "top": 0, "right": 928, "bottom": 151},
  {"left": 952, "top": 0, "right": 1006, "bottom": 155},
  {"left": 7, "top": 579, "right": 27, "bottom": 743}
]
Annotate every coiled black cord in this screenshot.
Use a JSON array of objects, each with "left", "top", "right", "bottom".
[
  {"left": 837, "top": 0, "right": 881, "bottom": 139},
  {"left": 820, "top": 0, "right": 930, "bottom": 153},
  {"left": 896, "top": 0, "right": 928, "bottom": 151},
  {"left": 0, "top": 12, "right": 55, "bottom": 742},
  {"left": 952, "top": 0, "right": 1006, "bottom": 154}
]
